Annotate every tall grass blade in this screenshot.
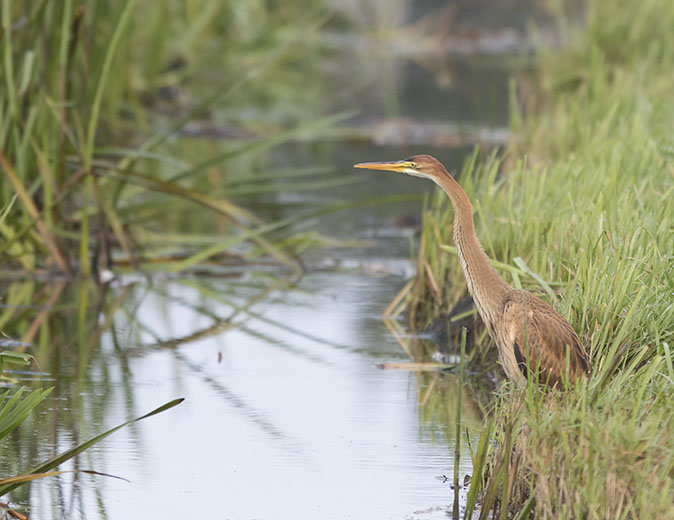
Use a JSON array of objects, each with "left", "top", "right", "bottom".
[
  {"left": 453, "top": 327, "right": 467, "bottom": 519},
  {"left": 464, "top": 419, "right": 493, "bottom": 519},
  {"left": 0, "top": 397, "right": 184, "bottom": 495},
  {"left": 84, "top": 0, "right": 137, "bottom": 171}
]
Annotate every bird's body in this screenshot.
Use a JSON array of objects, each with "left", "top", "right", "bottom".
[{"left": 355, "top": 155, "right": 590, "bottom": 387}]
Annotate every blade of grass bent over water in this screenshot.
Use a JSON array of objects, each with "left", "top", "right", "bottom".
[{"left": 0, "top": 397, "right": 184, "bottom": 495}]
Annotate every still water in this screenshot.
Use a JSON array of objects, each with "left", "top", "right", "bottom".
[
  {"left": 1, "top": 2, "right": 532, "bottom": 517},
  {"left": 7, "top": 271, "right": 478, "bottom": 519}
]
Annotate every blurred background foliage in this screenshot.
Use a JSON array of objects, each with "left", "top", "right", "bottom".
[{"left": 0, "top": 0, "right": 358, "bottom": 276}]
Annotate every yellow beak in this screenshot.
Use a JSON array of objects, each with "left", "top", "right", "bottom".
[{"left": 353, "top": 160, "right": 415, "bottom": 173}]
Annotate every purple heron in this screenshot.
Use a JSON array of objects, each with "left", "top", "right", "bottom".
[{"left": 355, "top": 155, "right": 591, "bottom": 387}]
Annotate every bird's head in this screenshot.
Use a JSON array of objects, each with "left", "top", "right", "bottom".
[{"left": 354, "top": 154, "right": 449, "bottom": 182}]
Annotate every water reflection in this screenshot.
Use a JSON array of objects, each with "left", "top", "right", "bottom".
[
  {"left": 1, "top": 271, "right": 482, "bottom": 519},
  {"left": 2, "top": 268, "right": 486, "bottom": 518}
]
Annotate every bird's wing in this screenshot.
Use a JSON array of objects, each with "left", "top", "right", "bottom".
[{"left": 502, "top": 292, "right": 589, "bottom": 387}]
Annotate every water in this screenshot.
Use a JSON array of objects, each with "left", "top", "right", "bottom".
[
  {"left": 4, "top": 273, "right": 480, "bottom": 519},
  {"left": 0, "top": 2, "right": 535, "bottom": 517}
]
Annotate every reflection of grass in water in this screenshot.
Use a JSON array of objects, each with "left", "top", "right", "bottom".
[
  {"left": 177, "top": 277, "right": 356, "bottom": 352},
  {"left": 382, "top": 318, "right": 486, "bottom": 441},
  {"left": 171, "top": 349, "right": 304, "bottom": 455},
  {"left": 415, "top": 371, "right": 482, "bottom": 441},
  {"left": 0, "top": 280, "right": 166, "bottom": 513},
  {"left": 0, "top": 270, "right": 293, "bottom": 514},
  {"left": 0, "top": 282, "right": 182, "bottom": 515},
  {"left": 384, "top": 320, "right": 485, "bottom": 516},
  {"left": 399, "top": 0, "right": 674, "bottom": 517}
]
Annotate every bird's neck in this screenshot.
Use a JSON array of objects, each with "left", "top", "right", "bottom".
[{"left": 433, "top": 171, "right": 510, "bottom": 326}]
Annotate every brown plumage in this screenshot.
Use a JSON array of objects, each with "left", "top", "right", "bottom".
[{"left": 355, "top": 154, "right": 591, "bottom": 387}]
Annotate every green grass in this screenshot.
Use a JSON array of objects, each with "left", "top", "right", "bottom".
[
  {"left": 405, "top": 0, "right": 674, "bottom": 517},
  {"left": 0, "top": 0, "right": 344, "bottom": 275}
]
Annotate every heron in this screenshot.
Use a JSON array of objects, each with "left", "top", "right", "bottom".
[{"left": 355, "top": 155, "right": 591, "bottom": 387}]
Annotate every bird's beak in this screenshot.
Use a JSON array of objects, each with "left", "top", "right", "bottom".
[{"left": 354, "top": 160, "right": 416, "bottom": 173}]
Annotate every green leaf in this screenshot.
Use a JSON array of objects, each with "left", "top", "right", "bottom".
[
  {"left": 0, "top": 388, "right": 52, "bottom": 441},
  {"left": 0, "top": 398, "right": 184, "bottom": 495}
]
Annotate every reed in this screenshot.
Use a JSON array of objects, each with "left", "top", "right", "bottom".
[{"left": 0, "top": 0, "right": 340, "bottom": 275}]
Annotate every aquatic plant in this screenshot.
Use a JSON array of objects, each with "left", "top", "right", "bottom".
[{"left": 0, "top": 390, "right": 181, "bottom": 520}]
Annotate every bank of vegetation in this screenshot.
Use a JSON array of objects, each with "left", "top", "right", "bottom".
[
  {"left": 1, "top": 0, "right": 341, "bottom": 277},
  {"left": 405, "top": 0, "right": 674, "bottom": 517}
]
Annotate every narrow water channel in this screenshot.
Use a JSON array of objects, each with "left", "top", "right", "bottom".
[
  {"left": 6, "top": 271, "right": 480, "bottom": 518},
  {"left": 1, "top": 4, "right": 533, "bottom": 517}
]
